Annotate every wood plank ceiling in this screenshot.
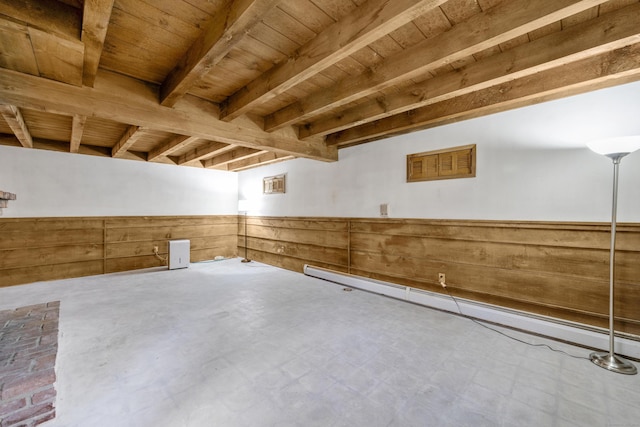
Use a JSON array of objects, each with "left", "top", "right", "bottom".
[{"left": 0, "top": 0, "right": 639, "bottom": 171}]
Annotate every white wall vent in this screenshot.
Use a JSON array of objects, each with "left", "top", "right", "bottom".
[{"left": 168, "top": 240, "right": 190, "bottom": 270}]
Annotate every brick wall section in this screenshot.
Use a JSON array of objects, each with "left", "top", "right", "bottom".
[{"left": 0, "top": 302, "right": 59, "bottom": 427}]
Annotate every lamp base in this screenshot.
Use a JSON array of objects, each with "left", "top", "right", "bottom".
[
  {"left": 241, "top": 258, "right": 251, "bottom": 263},
  {"left": 590, "top": 351, "right": 637, "bottom": 375}
]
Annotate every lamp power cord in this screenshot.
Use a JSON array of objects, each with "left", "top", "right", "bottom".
[{"left": 441, "top": 283, "right": 589, "bottom": 360}]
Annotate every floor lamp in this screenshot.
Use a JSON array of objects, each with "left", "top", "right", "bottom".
[
  {"left": 586, "top": 136, "right": 640, "bottom": 375},
  {"left": 238, "top": 199, "right": 251, "bottom": 263}
]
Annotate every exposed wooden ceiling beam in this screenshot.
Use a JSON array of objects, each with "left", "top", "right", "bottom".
[
  {"left": 302, "top": 3, "right": 640, "bottom": 139},
  {"left": 160, "top": 0, "right": 280, "bottom": 107},
  {"left": 178, "top": 141, "right": 234, "bottom": 165},
  {"left": 0, "top": 1, "right": 84, "bottom": 86},
  {"left": 112, "top": 125, "right": 147, "bottom": 158},
  {"left": 0, "top": 69, "right": 337, "bottom": 162},
  {"left": 0, "top": 104, "right": 33, "bottom": 148},
  {"left": 81, "top": 0, "right": 115, "bottom": 87},
  {"left": 224, "top": 152, "right": 294, "bottom": 172},
  {"left": 0, "top": 134, "right": 124, "bottom": 158},
  {"left": 220, "top": 0, "right": 447, "bottom": 121},
  {"left": 70, "top": 114, "right": 86, "bottom": 153},
  {"left": 264, "top": 0, "right": 611, "bottom": 132},
  {"left": 326, "top": 43, "right": 640, "bottom": 146},
  {"left": 0, "top": 0, "right": 81, "bottom": 40},
  {"left": 0, "top": 15, "right": 84, "bottom": 86},
  {"left": 147, "top": 135, "right": 200, "bottom": 162},
  {"left": 202, "top": 146, "right": 265, "bottom": 168}
]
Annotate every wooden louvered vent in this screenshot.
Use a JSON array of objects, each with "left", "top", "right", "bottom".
[{"left": 407, "top": 144, "right": 476, "bottom": 182}]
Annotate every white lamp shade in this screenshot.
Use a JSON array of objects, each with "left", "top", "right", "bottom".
[{"left": 586, "top": 135, "right": 640, "bottom": 156}]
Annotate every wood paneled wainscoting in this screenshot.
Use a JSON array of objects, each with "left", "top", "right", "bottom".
[
  {"left": 0, "top": 216, "right": 238, "bottom": 287},
  {"left": 239, "top": 217, "right": 640, "bottom": 336}
]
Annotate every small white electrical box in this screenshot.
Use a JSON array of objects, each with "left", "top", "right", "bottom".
[
  {"left": 380, "top": 203, "right": 389, "bottom": 217},
  {"left": 168, "top": 240, "right": 190, "bottom": 270}
]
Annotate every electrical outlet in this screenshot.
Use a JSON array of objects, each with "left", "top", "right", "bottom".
[
  {"left": 438, "top": 273, "right": 446, "bottom": 287},
  {"left": 380, "top": 203, "right": 389, "bottom": 217},
  {"left": 153, "top": 245, "right": 158, "bottom": 253}
]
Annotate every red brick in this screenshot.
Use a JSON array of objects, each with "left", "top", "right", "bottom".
[
  {"left": 1, "top": 359, "right": 34, "bottom": 376},
  {"left": 31, "top": 354, "right": 56, "bottom": 372},
  {"left": 43, "top": 311, "right": 58, "bottom": 321},
  {"left": 1, "top": 402, "right": 53, "bottom": 425},
  {"left": 40, "top": 322, "right": 57, "bottom": 333},
  {"left": 0, "top": 331, "right": 23, "bottom": 342},
  {"left": 38, "top": 333, "right": 57, "bottom": 347},
  {"left": 15, "top": 346, "right": 56, "bottom": 361},
  {"left": 10, "top": 306, "right": 34, "bottom": 317},
  {"left": 11, "top": 338, "right": 40, "bottom": 351},
  {"left": 0, "top": 369, "right": 56, "bottom": 400},
  {"left": 0, "top": 397, "right": 26, "bottom": 415},
  {"left": 34, "top": 410, "right": 56, "bottom": 426},
  {"left": 31, "top": 386, "right": 56, "bottom": 405},
  {"left": 0, "top": 351, "right": 17, "bottom": 365}
]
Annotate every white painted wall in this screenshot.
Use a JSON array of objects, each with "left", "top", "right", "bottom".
[
  {"left": 0, "top": 145, "right": 238, "bottom": 217},
  {"left": 239, "top": 81, "right": 640, "bottom": 222}
]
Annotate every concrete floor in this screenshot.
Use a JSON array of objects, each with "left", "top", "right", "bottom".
[{"left": 0, "top": 259, "right": 638, "bottom": 427}]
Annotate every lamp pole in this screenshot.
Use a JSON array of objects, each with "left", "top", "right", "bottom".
[
  {"left": 241, "top": 209, "right": 251, "bottom": 263},
  {"left": 238, "top": 200, "right": 251, "bottom": 263},
  {"left": 586, "top": 137, "right": 639, "bottom": 375}
]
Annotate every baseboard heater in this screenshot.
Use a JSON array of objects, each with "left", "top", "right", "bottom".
[
  {"left": 168, "top": 240, "right": 190, "bottom": 270},
  {"left": 303, "top": 264, "right": 640, "bottom": 360}
]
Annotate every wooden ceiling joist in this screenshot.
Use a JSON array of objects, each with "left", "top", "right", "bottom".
[
  {"left": 225, "top": 152, "right": 294, "bottom": 172},
  {"left": 2, "top": 0, "right": 640, "bottom": 171},
  {"left": 147, "top": 135, "right": 200, "bottom": 162},
  {"left": 178, "top": 142, "right": 234, "bottom": 165},
  {"left": 160, "top": 0, "right": 281, "bottom": 107},
  {"left": 302, "top": 3, "right": 640, "bottom": 139},
  {"left": 0, "top": 104, "right": 33, "bottom": 148},
  {"left": 0, "top": 0, "right": 81, "bottom": 40},
  {"left": 0, "top": 69, "right": 337, "bottom": 162},
  {"left": 264, "top": 0, "right": 612, "bottom": 132},
  {"left": 220, "top": 0, "right": 449, "bottom": 121},
  {"left": 327, "top": 42, "right": 640, "bottom": 147},
  {"left": 81, "top": 0, "right": 115, "bottom": 87},
  {"left": 112, "top": 125, "right": 147, "bottom": 158},
  {"left": 70, "top": 114, "right": 86, "bottom": 153},
  {"left": 202, "top": 146, "right": 266, "bottom": 168}
]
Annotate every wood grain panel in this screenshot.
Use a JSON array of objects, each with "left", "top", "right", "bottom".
[
  {"left": 348, "top": 267, "right": 640, "bottom": 336},
  {"left": 350, "top": 232, "right": 639, "bottom": 282},
  {"left": 0, "top": 215, "right": 238, "bottom": 287},
  {"left": 238, "top": 216, "right": 350, "bottom": 273},
  {"left": 247, "top": 250, "right": 349, "bottom": 275},
  {"left": 105, "top": 215, "right": 237, "bottom": 228},
  {"left": 246, "top": 237, "right": 348, "bottom": 269},
  {"left": 350, "top": 220, "right": 640, "bottom": 251},
  {"left": 106, "top": 235, "right": 236, "bottom": 258},
  {"left": 0, "top": 244, "right": 103, "bottom": 269},
  {"left": 240, "top": 216, "right": 640, "bottom": 337},
  {"left": 107, "top": 224, "right": 235, "bottom": 242},
  {"left": 0, "top": 229, "right": 105, "bottom": 250},
  {"left": 246, "top": 224, "right": 348, "bottom": 248}
]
